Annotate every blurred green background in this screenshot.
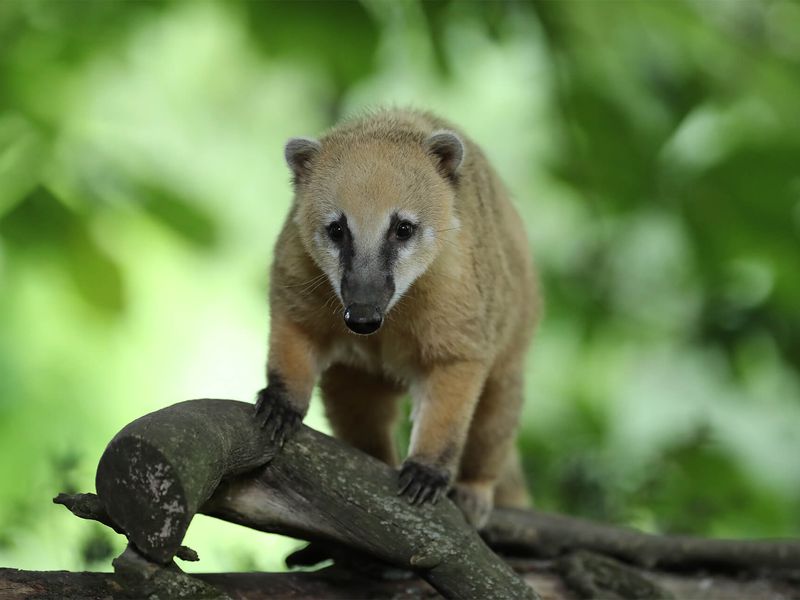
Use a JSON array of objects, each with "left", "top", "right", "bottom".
[{"left": 1, "top": 0, "right": 799, "bottom": 573}]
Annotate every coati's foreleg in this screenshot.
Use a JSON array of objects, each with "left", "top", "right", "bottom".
[
  {"left": 255, "top": 312, "right": 319, "bottom": 446},
  {"left": 452, "top": 368, "right": 526, "bottom": 527},
  {"left": 398, "top": 361, "right": 488, "bottom": 506},
  {"left": 320, "top": 364, "right": 403, "bottom": 466}
]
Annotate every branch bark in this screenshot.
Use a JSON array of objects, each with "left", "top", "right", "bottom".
[
  {"left": 4, "top": 562, "right": 800, "bottom": 600},
  {"left": 94, "top": 399, "right": 278, "bottom": 564},
  {"left": 54, "top": 398, "right": 800, "bottom": 599},
  {"left": 484, "top": 508, "right": 800, "bottom": 571},
  {"left": 90, "top": 399, "right": 536, "bottom": 600}
]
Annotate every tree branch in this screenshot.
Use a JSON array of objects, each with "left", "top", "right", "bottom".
[
  {"left": 5, "top": 561, "right": 800, "bottom": 600},
  {"left": 88, "top": 399, "right": 536, "bottom": 600},
  {"left": 53, "top": 398, "right": 800, "bottom": 599},
  {"left": 484, "top": 508, "right": 800, "bottom": 571}
]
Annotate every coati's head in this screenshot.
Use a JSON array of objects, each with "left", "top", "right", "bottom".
[{"left": 285, "top": 127, "right": 464, "bottom": 335}]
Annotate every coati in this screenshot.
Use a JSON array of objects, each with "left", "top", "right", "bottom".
[{"left": 255, "top": 108, "right": 541, "bottom": 527}]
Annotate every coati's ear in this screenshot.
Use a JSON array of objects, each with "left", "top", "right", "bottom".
[
  {"left": 285, "top": 137, "right": 322, "bottom": 184},
  {"left": 424, "top": 130, "right": 464, "bottom": 182}
]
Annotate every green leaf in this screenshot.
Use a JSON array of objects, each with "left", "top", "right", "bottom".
[
  {"left": 138, "top": 184, "right": 218, "bottom": 249},
  {"left": 241, "top": 0, "right": 380, "bottom": 92},
  {"left": 0, "top": 186, "right": 126, "bottom": 314},
  {"left": 0, "top": 114, "right": 48, "bottom": 219}
]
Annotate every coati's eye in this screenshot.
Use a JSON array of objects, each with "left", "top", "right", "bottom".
[
  {"left": 327, "top": 221, "right": 344, "bottom": 242},
  {"left": 395, "top": 220, "right": 415, "bottom": 241}
]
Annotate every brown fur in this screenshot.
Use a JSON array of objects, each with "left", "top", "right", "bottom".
[{"left": 265, "top": 108, "right": 541, "bottom": 527}]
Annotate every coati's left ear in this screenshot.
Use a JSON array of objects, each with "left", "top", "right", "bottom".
[
  {"left": 285, "top": 137, "right": 322, "bottom": 184},
  {"left": 424, "top": 130, "right": 464, "bottom": 182}
]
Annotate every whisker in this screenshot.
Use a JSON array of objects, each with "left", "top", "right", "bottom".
[
  {"left": 304, "top": 277, "right": 331, "bottom": 296},
  {"left": 323, "top": 291, "right": 340, "bottom": 311},
  {"left": 278, "top": 273, "right": 328, "bottom": 293},
  {"left": 283, "top": 274, "right": 326, "bottom": 288},
  {"left": 432, "top": 235, "right": 462, "bottom": 251}
]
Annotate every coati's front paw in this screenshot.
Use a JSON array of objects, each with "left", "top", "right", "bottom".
[
  {"left": 450, "top": 482, "right": 493, "bottom": 529},
  {"left": 254, "top": 386, "right": 302, "bottom": 447},
  {"left": 397, "top": 459, "right": 451, "bottom": 505}
]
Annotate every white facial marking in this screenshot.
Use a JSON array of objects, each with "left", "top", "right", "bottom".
[
  {"left": 314, "top": 231, "right": 339, "bottom": 260},
  {"left": 396, "top": 209, "right": 419, "bottom": 224},
  {"left": 311, "top": 205, "right": 444, "bottom": 314},
  {"left": 386, "top": 224, "right": 436, "bottom": 311},
  {"left": 312, "top": 211, "right": 345, "bottom": 301},
  {"left": 353, "top": 209, "right": 393, "bottom": 255}
]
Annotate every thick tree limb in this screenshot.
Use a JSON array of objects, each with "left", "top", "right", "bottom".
[
  {"left": 90, "top": 399, "right": 535, "bottom": 600},
  {"left": 205, "top": 425, "right": 536, "bottom": 599},
  {"left": 55, "top": 398, "right": 800, "bottom": 599},
  {"left": 57, "top": 487, "right": 800, "bottom": 575}
]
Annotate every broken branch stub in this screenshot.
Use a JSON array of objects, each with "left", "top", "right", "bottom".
[{"left": 95, "top": 399, "right": 276, "bottom": 564}]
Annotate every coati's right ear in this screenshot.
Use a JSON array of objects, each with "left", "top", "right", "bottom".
[
  {"left": 424, "top": 130, "right": 464, "bottom": 183},
  {"left": 285, "top": 137, "right": 322, "bottom": 184}
]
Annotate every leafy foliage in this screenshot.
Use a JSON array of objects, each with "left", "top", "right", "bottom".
[{"left": 0, "top": 0, "right": 798, "bottom": 572}]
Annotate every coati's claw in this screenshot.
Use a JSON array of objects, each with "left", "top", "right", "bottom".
[
  {"left": 254, "top": 386, "right": 302, "bottom": 447},
  {"left": 397, "top": 460, "right": 450, "bottom": 506}
]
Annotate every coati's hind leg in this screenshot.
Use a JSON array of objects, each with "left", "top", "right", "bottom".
[
  {"left": 453, "top": 365, "right": 525, "bottom": 528},
  {"left": 320, "top": 364, "right": 403, "bottom": 466},
  {"left": 494, "top": 444, "right": 532, "bottom": 509}
]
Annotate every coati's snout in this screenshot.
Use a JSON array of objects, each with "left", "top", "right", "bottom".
[{"left": 340, "top": 270, "right": 394, "bottom": 335}]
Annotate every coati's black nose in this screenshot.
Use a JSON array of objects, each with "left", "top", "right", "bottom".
[{"left": 344, "top": 304, "right": 383, "bottom": 335}]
